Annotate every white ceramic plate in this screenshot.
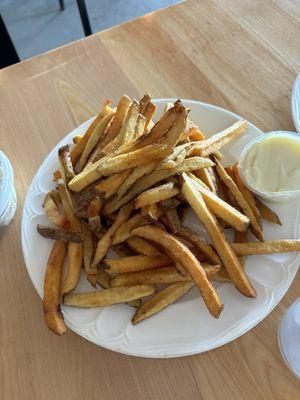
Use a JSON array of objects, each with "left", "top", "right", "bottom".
[
  {"left": 22, "top": 99, "right": 300, "bottom": 358},
  {"left": 292, "top": 73, "right": 300, "bottom": 133}
]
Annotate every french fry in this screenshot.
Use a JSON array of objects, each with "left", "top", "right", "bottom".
[
  {"left": 64, "top": 285, "right": 156, "bottom": 308},
  {"left": 135, "top": 181, "right": 180, "bottom": 209},
  {"left": 134, "top": 114, "right": 147, "bottom": 139},
  {"left": 182, "top": 174, "right": 256, "bottom": 298},
  {"left": 103, "top": 157, "right": 215, "bottom": 214},
  {"left": 190, "top": 179, "right": 250, "bottom": 232},
  {"left": 62, "top": 242, "right": 83, "bottom": 295},
  {"left": 37, "top": 224, "right": 81, "bottom": 243},
  {"left": 256, "top": 198, "right": 281, "bottom": 225},
  {"left": 160, "top": 198, "right": 181, "bottom": 210},
  {"left": 58, "top": 145, "right": 75, "bottom": 184},
  {"left": 112, "top": 214, "right": 150, "bottom": 245},
  {"left": 142, "top": 102, "right": 156, "bottom": 129},
  {"left": 198, "top": 120, "right": 248, "bottom": 157},
  {"left": 132, "top": 225, "right": 223, "bottom": 318},
  {"left": 141, "top": 203, "right": 161, "bottom": 221},
  {"left": 43, "top": 241, "right": 67, "bottom": 335},
  {"left": 96, "top": 269, "right": 111, "bottom": 288},
  {"left": 132, "top": 281, "right": 193, "bottom": 324},
  {"left": 77, "top": 111, "right": 114, "bottom": 171},
  {"left": 87, "top": 197, "right": 102, "bottom": 233},
  {"left": 160, "top": 107, "right": 188, "bottom": 148},
  {"left": 110, "top": 264, "right": 220, "bottom": 287},
  {"left": 94, "top": 169, "right": 132, "bottom": 199},
  {"left": 117, "top": 162, "right": 158, "bottom": 199},
  {"left": 71, "top": 101, "right": 112, "bottom": 166},
  {"left": 103, "top": 254, "right": 173, "bottom": 274},
  {"left": 101, "top": 95, "right": 131, "bottom": 148},
  {"left": 42, "top": 192, "right": 67, "bottom": 229},
  {"left": 177, "top": 226, "right": 221, "bottom": 265},
  {"left": 81, "top": 221, "right": 96, "bottom": 276},
  {"left": 73, "top": 135, "right": 82, "bottom": 144},
  {"left": 92, "top": 202, "right": 133, "bottom": 266},
  {"left": 214, "top": 157, "right": 263, "bottom": 241},
  {"left": 232, "top": 164, "right": 261, "bottom": 224},
  {"left": 161, "top": 208, "right": 181, "bottom": 234},
  {"left": 232, "top": 240, "right": 300, "bottom": 255},
  {"left": 126, "top": 236, "right": 161, "bottom": 257},
  {"left": 112, "top": 243, "right": 135, "bottom": 257}
]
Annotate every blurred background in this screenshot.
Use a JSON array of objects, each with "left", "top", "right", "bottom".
[{"left": 0, "top": 0, "right": 179, "bottom": 62}]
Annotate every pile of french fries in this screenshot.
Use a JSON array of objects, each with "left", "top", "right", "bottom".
[{"left": 38, "top": 94, "right": 300, "bottom": 335}]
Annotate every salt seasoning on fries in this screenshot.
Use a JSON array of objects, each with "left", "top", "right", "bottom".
[{"left": 37, "top": 93, "right": 300, "bottom": 334}]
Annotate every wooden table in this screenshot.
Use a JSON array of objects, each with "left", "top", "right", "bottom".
[{"left": 1, "top": 1, "right": 300, "bottom": 398}]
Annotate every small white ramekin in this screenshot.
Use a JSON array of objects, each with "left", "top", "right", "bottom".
[
  {"left": 238, "top": 131, "right": 300, "bottom": 203},
  {"left": 0, "top": 151, "right": 17, "bottom": 235}
]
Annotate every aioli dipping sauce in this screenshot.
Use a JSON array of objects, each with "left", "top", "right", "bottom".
[{"left": 239, "top": 132, "right": 300, "bottom": 200}]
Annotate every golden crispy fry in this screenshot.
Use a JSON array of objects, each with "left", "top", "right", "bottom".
[
  {"left": 112, "top": 214, "right": 150, "bottom": 245},
  {"left": 68, "top": 159, "right": 104, "bottom": 192},
  {"left": 232, "top": 163, "right": 261, "bottom": 224},
  {"left": 37, "top": 224, "right": 81, "bottom": 243},
  {"left": 199, "top": 120, "right": 248, "bottom": 157},
  {"left": 54, "top": 170, "right": 81, "bottom": 232},
  {"left": 98, "top": 144, "right": 171, "bottom": 176},
  {"left": 256, "top": 198, "right": 281, "bottom": 225},
  {"left": 43, "top": 241, "right": 67, "bottom": 335},
  {"left": 177, "top": 226, "right": 221, "bottom": 265},
  {"left": 232, "top": 240, "right": 300, "bottom": 255},
  {"left": 87, "top": 197, "right": 102, "bottom": 233},
  {"left": 142, "top": 102, "right": 156, "bottom": 130},
  {"left": 182, "top": 174, "right": 256, "bottom": 298},
  {"left": 101, "top": 95, "right": 132, "bottom": 148},
  {"left": 71, "top": 102, "right": 111, "bottom": 166},
  {"left": 92, "top": 202, "right": 133, "bottom": 266},
  {"left": 190, "top": 179, "right": 250, "bottom": 232},
  {"left": 141, "top": 203, "right": 161, "bottom": 221},
  {"left": 73, "top": 135, "right": 82, "bottom": 144},
  {"left": 81, "top": 221, "right": 96, "bottom": 276},
  {"left": 117, "top": 162, "right": 158, "bottom": 199},
  {"left": 126, "top": 236, "right": 161, "bottom": 257},
  {"left": 78, "top": 111, "right": 114, "bottom": 171},
  {"left": 103, "top": 254, "right": 172, "bottom": 274},
  {"left": 103, "top": 157, "right": 215, "bottom": 214},
  {"left": 135, "top": 182, "right": 180, "bottom": 209},
  {"left": 110, "top": 264, "right": 220, "bottom": 287},
  {"left": 42, "top": 192, "right": 67, "bottom": 229},
  {"left": 95, "top": 169, "right": 132, "bottom": 199},
  {"left": 134, "top": 114, "right": 147, "bottom": 139},
  {"left": 132, "top": 281, "right": 194, "bottom": 324},
  {"left": 194, "top": 165, "right": 218, "bottom": 193},
  {"left": 159, "top": 107, "right": 188, "bottom": 148},
  {"left": 64, "top": 285, "right": 156, "bottom": 307},
  {"left": 214, "top": 157, "right": 264, "bottom": 241},
  {"left": 235, "top": 229, "right": 248, "bottom": 267},
  {"left": 62, "top": 242, "right": 83, "bottom": 295},
  {"left": 132, "top": 225, "right": 223, "bottom": 318},
  {"left": 58, "top": 145, "right": 75, "bottom": 184}
]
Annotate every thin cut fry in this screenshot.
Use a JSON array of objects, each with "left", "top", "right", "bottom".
[
  {"left": 190, "top": 179, "right": 250, "bottom": 232},
  {"left": 58, "top": 145, "right": 75, "bottom": 184},
  {"left": 132, "top": 281, "right": 194, "bottom": 324},
  {"left": 81, "top": 221, "right": 96, "bottom": 276},
  {"left": 37, "top": 224, "right": 81, "bottom": 243},
  {"left": 62, "top": 242, "right": 83, "bottom": 295},
  {"left": 103, "top": 157, "right": 214, "bottom": 214},
  {"left": 43, "top": 192, "right": 67, "bottom": 229},
  {"left": 256, "top": 198, "right": 281, "bottom": 225},
  {"left": 96, "top": 269, "right": 111, "bottom": 289},
  {"left": 181, "top": 174, "right": 256, "bottom": 298},
  {"left": 214, "top": 157, "right": 263, "bottom": 241},
  {"left": 110, "top": 264, "right": 220, "bottom": 287},
  {"left": 43, "top": 241, "right": 67, "bottom": 335},
  {"left": 94, "top": 169, "right": 132, "bottom": 199},
  {"left": 199, "top": 120, "right": 248, "bottom": 157},
  {"left": 232, "top": 240, "right": 300, "bottom": 255},
  {"left": 134, "top": 114, "right": 147, "bottom": 139},
  {"left": 135, "top": 182, "right": 180, "bottom": 209},
  {"left": 73, "top": 135, "right": 82, "bottom": 144},
  {"left": 112, "top": 214, "right": 150, "bottom": 245},
  {"left": 132, "top": 225, "right": 223, "bottom": 318},
  {"left": 126, "top": 236, "right": 161, "bottom": 257},
  {"left": 64, "top": 285, "right": 156, "bottom": 308},
  {"left": 92, "top": 202, "right": 133, "bottom": 266},
  {"left": 103, "top": 254, "right": 172, "bottom": 274},
  {"left": 141, "top": 203, "right": 161, "bottom": 221}
]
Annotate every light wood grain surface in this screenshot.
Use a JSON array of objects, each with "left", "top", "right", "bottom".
[{"left": 1, "top": 0, "right": 300, "bottom": 399}]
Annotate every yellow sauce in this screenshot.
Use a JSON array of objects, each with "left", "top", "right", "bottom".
[{"left": 243, "top": 134, "right": 300, "bottom": 192}]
